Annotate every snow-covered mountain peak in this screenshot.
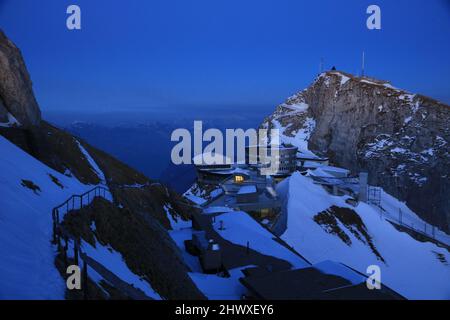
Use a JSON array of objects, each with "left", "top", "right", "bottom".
[{"left": 262, "top": 71, "right": 450, "bottom": 233}]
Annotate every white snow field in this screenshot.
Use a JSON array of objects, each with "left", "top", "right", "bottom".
[
  {"left": 166, "top": 206, "right": 255, "bottom": 299},
  {"left": 0, "top": 136, "right": 112, "bottom": 299},
  {"left": 81, "top": 240, "right": 161, "bottom": 299},
  {"left": 279, "top": 172, "right": 450, "bottom": 299},
  {"left": 375, "top": 189, "right": 450, "bottom": 246},
  {"left": 213, "top": 211, "right": 310, "bottom": 269},
  {"left": 188, "top": 266, "right": 252, "bottom": 299}
]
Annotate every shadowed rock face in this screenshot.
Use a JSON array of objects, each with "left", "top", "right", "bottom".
[
  {"left": 0, "top": 30, "right": 41, "bottom": 127},
  {"left": 262, "top": 71, "right": 450, "bottom": 231}
]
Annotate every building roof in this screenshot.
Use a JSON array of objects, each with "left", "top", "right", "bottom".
[
  {"left": 309, "top": 166, "right": 350, "bottom": 179},
  {"left": 241, "top": 267, "right": 352, "bottom": 299},
  {"left": 302, "top": 160, "right": 325, "bottom": 168},
  {"left": 309, "top": 167, "right": 337, "bottom": 179},
  {"left": 203, "top": 206, "right": 235, "bottom": 215},
  {"left": 240, "top": 261, "right": 404, "bottom": 300},
  {"left": 192, "top": 152, "right": 232, "bottom": 165},
  {"left": 319, "top": 283, "right": 404, "bottom": 300},
  {"left": 237, "top": 185, "right": 257, "bottom": 195},
  {"left": 296, "top": 151, "right": 328, "bottom": 160},
  {"left": 209, "top": 167, "right": 251, "bottom": 175},
  {"left": 246, "top": 144, "right": 299, "bottom": 151},
  {"left": 319, "top": 165, "right": 350, "bottom": 174}
]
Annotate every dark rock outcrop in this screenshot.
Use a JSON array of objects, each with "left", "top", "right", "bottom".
[
  {"left": 262, "top": 71, "right": 450, "bottom": 231},
  {"left": 0, "top": 30, "right": 41, "bottom": 127}
]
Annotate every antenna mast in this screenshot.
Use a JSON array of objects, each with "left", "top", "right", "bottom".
[
  {"left": 320, "top": 57, "right": 324, "bottom": 73},
  {"left": 361, "top": 51, "right": 365, "bottom": 77}
]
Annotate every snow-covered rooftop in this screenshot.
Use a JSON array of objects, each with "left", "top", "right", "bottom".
[
  {"left": 193, "top": 152, "right": 232, "bottom": 165},
  {"left": 237, "top": 185, "right": 257, "bottom": 195}
]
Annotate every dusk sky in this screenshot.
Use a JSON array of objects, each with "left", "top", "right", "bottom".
[{"left": 0, "top": 0, "right": 449, "bottom": 115}]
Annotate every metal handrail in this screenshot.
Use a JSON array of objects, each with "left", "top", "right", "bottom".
[
  {"left": 51, "top": 185, "right": 152, "bottom": 299},
  {"left": 52, "top": 186, "right": 109, "bottom": 231},
  {"left": 53, "top": 186, "right": 109, "bottom": 213}
]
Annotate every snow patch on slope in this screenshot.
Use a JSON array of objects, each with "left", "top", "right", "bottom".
[
  {"left": 0, "top": 136, "right": 100, "bottom": 299},
  {"left": 76, "top": 140, "right": 107, "bottom": 185},
  {"left": 166, "top": 208, "right": 251, "bottom": 299},
  {"left": 271, "top": 116, "right": 316, "bottom": 156},
  {"left": 81, "top": 240, "right": 161, "bottom": 299},
  {"left": 189, "top": 266, "right": 251, "bottom": 300},
  {"left": 214, "top": 211, "right": 310, "bottom": 269},
  {"left": 0, "top": 112, "right": 20, "bottom": 128},
  {"left": 375, "top": 190, "right": 450, "bottom": 246},
  {"left": 281, "top": 172, "right": 450, "bottom": 299}
]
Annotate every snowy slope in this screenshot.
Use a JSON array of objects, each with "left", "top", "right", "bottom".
[
  {"left": 376, "top": 189, "right": 450, "bottom": 246},
  {"left": 0, "top": 135, "right": 116, "bottom": 299},
  {"left": 267, "top": 101, "right": 317, "bottom": 157},
  {"left": 165, "top": 206, "right": 252, "bottom": 299},
  {"left": 279, "top": 172, "right": 450, "bottom": 299},
  {"left": 80, "top": 239, "right": 161, "bottom": 299},
  {"left": 166, "top": 200, "right": 314, "bottom": 299},
  {"left": 188, "top": 266, "right": 251, "bottom": 299},
  {"left": 213, "top": 211, "right": 310, "bottom": 269}
]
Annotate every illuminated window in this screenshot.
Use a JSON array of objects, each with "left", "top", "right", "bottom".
[
  {"left": 234, "top": 175, "right": 244, "bottom": 183},
  {"left": 260, "top": 208, "right": 270, "bottom": 217}
]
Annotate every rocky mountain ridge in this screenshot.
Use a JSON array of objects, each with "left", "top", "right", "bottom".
[{"left": 262, "top": 70, "right": 450, "bottom": 231}]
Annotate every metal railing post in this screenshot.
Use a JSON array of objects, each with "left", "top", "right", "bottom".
[
  {"left": 52, "top": 210, "right": 57, "bottom": 243},
  {"left": 74, "top": 239, "right": 79, "bottom": 265},
  {"left": 63, "top": 236, "right": 68, "bottom": 267},
  {"left": 57, "top": 229, "right": 62, "bottom": 252},
  {"left": 83, "top": 258, "right": 88, "bottom": 300}
]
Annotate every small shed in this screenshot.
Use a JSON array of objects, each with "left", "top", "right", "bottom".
[{"left": 192, "top": 230, "right": 223, "bottom": 273}]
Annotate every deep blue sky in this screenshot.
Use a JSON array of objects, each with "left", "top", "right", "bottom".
[{"left": 0, "top": 0, "right": 449, "bottom": 117}]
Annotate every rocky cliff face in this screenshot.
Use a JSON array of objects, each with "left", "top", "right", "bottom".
[
  {"left": 0, "top": 30, "right": 41, "bottom": 127},
  {"left": 262, "top": 71, "right": 450, "bottom": 231}
]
